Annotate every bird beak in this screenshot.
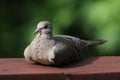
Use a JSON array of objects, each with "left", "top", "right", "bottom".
[{"left": 33, "top": 29, "right": 41, "bottom": 35}]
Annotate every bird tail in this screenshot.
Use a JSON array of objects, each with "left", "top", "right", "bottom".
[
  {"left": 81, "top": 39, "right": 107, "bottom": 46},
  {"left": 81, "top": 40, "right": 107, "bottom": 46}
]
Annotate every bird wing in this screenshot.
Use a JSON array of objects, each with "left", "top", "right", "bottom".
[
  {"left": 52, "top": 35, "right": 82, "bottom": 66},
  {"left": 54, "top": 35, "right": 85, "bottom": 49}
]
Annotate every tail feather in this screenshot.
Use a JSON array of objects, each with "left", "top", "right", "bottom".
[
  {"left": 87, "top": 40, "right": 107, "bottom": 46},
  {"left": 81, "top": 39, "right": 107, "bottom": 46}
]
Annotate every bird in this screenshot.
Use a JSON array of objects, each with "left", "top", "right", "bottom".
[{"left": 24, "top": 21, "right": 107, "bottom": 66}]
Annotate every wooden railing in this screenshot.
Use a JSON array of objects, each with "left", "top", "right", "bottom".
[{"left": 0, "top": 56, "right": 120, "bottom": 80}]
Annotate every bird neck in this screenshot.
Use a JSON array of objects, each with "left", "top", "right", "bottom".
[{"left": 40, "top": 33, "right": 53, "bottom": 39}]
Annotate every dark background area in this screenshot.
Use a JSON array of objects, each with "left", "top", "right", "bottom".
[{"left": 0, "top": 0, "right": 120, "bottom": 58}]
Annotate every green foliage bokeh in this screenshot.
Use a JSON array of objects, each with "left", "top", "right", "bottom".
[{"left": 0, "top": 0, "right": 120, "bottom": 57}]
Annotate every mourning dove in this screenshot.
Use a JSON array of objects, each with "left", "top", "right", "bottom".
[{"left": 24, "top": 21, "right": 106, "bottom": 66}]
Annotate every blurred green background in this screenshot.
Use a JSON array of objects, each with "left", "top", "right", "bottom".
[{"left": 0, "top": 0, "right": 120, "bottom": 58}]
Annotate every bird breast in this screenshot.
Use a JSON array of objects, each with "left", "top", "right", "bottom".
[{"left": 31, "top": 38, "right": 56, "bottom": 65}]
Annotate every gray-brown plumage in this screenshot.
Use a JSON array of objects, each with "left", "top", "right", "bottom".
[{"left": 24, "top": 21, "right": 107, "bottom": 66}]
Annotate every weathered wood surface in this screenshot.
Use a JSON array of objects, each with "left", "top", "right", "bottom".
[{"left": 0, "top": 56, "right": 120, "bottom": 80}]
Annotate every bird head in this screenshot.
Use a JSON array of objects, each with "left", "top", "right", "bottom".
[{"left": 34, "top": 21, "right": 52, "bottom": 35}]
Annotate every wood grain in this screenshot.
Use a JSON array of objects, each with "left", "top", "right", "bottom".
[{"left": 0, "top": 56, "right": 120, "bottom": 80}]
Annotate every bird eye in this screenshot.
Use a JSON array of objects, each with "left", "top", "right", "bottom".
[{"left": 44, "top": 25, "right": 48, "bottom": 28}]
